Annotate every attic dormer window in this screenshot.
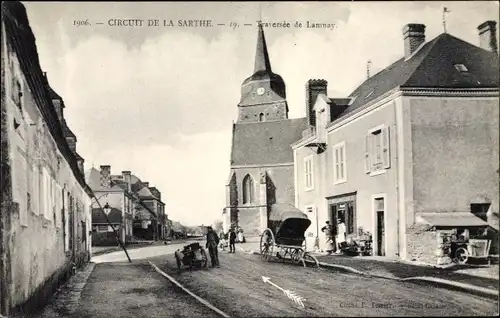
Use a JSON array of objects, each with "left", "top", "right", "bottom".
[{"left": 454, "top": 64, "right": 468, "bottom": 72}]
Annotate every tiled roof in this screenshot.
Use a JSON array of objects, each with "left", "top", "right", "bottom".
[
  {"left": 341, "top": 33, "right": 499, "bottom": 119},
  {"left": 92, "top": 207, "right": 122, "bottom": 224},
  {"left": 110, "top": 174, "right": 160, "bottom": 200},
  {"left": 137, "top": 185, "right": 156, "bottom": 199},
  {"left": 231, "top": 118, "right": 308, "bottom": 166}
]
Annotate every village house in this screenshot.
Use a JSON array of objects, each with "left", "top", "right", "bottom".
[
  {"left": 85, "top": 166, "right": 136, "bottom": 244},
  {"left": 85, "top": 166, "right": 168, "bottom": 243},
  {"left": 135, "top": 182, "right": 167, "bottom": 240},
  {"left": 292, "top": 21, "right": 499, "bottom": 264},
  {"left": 1, "top": 2, "right": 94, "bottom": 315}
]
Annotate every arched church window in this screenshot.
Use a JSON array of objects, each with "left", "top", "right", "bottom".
[
  {"left": 242, "top": 174, "right": 255, "bottom": 204},
  {"left": 258, "top": 113, "right": 265, "bottom": 122}
]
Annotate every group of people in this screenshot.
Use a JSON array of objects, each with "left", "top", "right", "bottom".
[
  {"left": 204, "top": 226, "right": 244, "bottom": 268},
  {"left": 321, "top": 217, "right": 346, "bottom": 255}
]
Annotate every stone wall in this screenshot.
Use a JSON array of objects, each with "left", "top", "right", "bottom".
[{"left": 406, "top": 224, "right": 439, "bottom": 264}]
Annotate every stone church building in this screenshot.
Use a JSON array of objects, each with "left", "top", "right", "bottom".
[{"left": 223, "top": 24, "right": 310, "bottom": 237}]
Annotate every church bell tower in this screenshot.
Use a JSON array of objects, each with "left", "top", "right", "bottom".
[{"left": 237, "top": 23, "right": 288, "bottom": 123}]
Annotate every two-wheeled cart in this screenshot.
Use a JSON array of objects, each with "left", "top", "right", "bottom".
[{"left": 260, "top": 204, "right": 319, "bottom": 268}]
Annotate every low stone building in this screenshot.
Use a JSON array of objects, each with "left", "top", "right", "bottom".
[
  {"left": 292, "top": 21, "right": 499, "bottom": 264},
  {"left": 1, "top": 2, "right": 93, "bottom": 315}
]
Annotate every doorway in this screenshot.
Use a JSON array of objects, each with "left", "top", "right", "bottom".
[
  {"left": 375, "top": 198, "right": 385, "bottom": 256},
  {"left": 305, "top": 206, "right": 318, "bottom": 251}
]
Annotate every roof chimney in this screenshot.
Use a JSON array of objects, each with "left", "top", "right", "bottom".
[
  {"left": 403, "top": 24, "right": 426, "bottom": 59},
  {"left": 478, "top": 21, "right": 498, "bottom": 54},
  {"left": 122, "top": 170, "right": 131, "bottom": 192},
  {"left": 100, "top": 165, "right": 111, "bottom": 188},
  {"left": 305, "top": 79, "right": 328, "bottom": 127}
]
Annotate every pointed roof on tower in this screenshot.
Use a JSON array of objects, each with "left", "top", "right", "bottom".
[
  {"left": 241, "top": 24, "right": 285, "bottom": 90},
  {"left": 254, "top": 22, "right": 272, "bottom": 73}
]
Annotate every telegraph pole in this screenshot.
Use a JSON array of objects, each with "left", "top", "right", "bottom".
[{"left": 92, "top": 196, "right": 132, "bottom": 263}]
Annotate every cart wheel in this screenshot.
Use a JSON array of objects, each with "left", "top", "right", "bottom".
[
  {"left": 201, "top": 249, "right": 208, "bottom": 268},
  {"left": 260, "top": 228, "right": 275, "bottom": 262},
  {"left": 455, "top": 247, "right": 468, "bottom": 264},
  {"left": 302, "top": 252, "right": 320, "bottom": 268},
  {"left": 290, "top": 248, "right": 302, "bottom": 264}
]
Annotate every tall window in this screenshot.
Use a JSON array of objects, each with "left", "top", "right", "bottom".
[
  {"left": 333, "top": 141, "right": 347, "bottom": 184},
  {"left": 304, "top": 156, "right": 314, "bottom": 190},
  {"left": 242, "top": 174, "right": 255, "bottom": 204},
  {"left": 365, "top": 126, "right": 390, "bottom": 174}
]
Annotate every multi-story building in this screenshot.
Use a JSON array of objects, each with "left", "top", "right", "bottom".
[
  {"left": 85, "top": 166, "right": 136, "bottom": 244},
  {"left": 1, "top": 2, "right": 93, "bottom": 315},
  {"left": 292, "top": 21, "right": 499, "bottom": 264},
  {"left": 223, "top": 23, "right": 308, "bottom": 236},
  {"left": 86, "top": 165, "right": 168, "bottom": 242}
]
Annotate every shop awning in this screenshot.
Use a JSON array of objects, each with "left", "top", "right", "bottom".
[{"left": 416, "top": 212, "right": 488, "bottom": 227}]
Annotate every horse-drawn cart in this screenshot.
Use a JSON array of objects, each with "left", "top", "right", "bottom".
[
  {"left": 260, "top": 204, "right": 319, "bottom": 268},
  {"left": 174, "top": 242, "right": 208, "bottom": 273}
]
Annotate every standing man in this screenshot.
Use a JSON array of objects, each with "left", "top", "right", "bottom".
[
  {"left": 205, "top": 226, "right": 220, "bottom": 268},
  {"left": 228, "top": 228, "right": 237, "bottom": 253},
  {"left": 321, "top": 221, "right": 335, "bottom": 255}
]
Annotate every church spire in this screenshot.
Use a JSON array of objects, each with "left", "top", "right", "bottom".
[{"left": 254, "top": 23, "right": 272, "bottom": 73}]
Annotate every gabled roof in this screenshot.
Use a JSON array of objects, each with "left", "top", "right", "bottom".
[
  {"left": 137, "top": 185, "right": 156, "bottom": 199},
  {"left": 231, "top": 118, "right": 308, "bottom": 166},
  {"left": 110, "top": 174, "right": 161, "bottom": 201},
  {"left": 92, "top": 207, "right": 122, "bottom": 224},
  {"left": 343, "top": 33, "right": 499, "bottom": 118}
]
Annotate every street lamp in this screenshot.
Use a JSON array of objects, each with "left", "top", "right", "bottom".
[{"left": 103, "top": 203, "right": 111, "bottom": 215}]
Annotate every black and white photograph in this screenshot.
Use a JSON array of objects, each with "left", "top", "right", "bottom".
[{"left": 0, "top": 1, "right": 499, "bottom": 317}]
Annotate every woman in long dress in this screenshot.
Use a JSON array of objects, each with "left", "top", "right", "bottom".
[
  {"left": 237, "top": 227, "right": 244, "bottom": 243},
  {"left": 321, "top": 221, "right": 335, "bottom": 255}
]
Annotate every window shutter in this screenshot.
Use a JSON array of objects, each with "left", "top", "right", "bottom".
[
  {"left": 364, "top": 134, "right": 371, "bottom": 173},
  {"left": 310, "top": 158, "right": 314, "bottom": 188},
  {"left": 382, "top": 127, "right": 391, "bottom": 169}
]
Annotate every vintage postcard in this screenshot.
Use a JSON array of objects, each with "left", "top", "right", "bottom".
[{"left": 1, "top": 1, "right": 498, "bottom": 317}]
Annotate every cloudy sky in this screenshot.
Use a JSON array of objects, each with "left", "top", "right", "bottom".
[{"left": 23, "top": 1, "right": 498, "bottom": 226}]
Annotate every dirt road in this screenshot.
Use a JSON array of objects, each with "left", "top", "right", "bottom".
[
  {"left": 36, "top": 262, "right": 219, "bottom": 318},
  {"left": 149, "top": 251, "right": 498, "bottom": 317}
]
